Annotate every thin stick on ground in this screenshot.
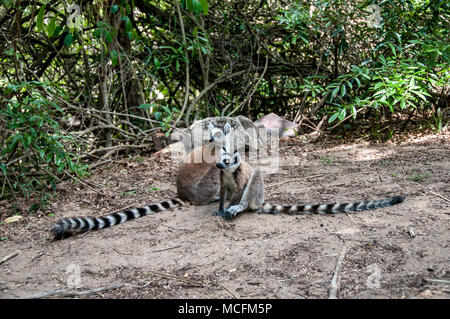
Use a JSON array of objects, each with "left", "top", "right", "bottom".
[
  {"left": 424, "top": 278, "right": 450, "bottom": 285},
  {"left": 22, "top": 284, "right": 125, "bottom": 299},
  {"left": 328, "top": 243, "right": 347, "bottom": 299},
  {"left": 0, "top": 251, "right": 19, "bottom": 265},
  {"left": 72, "top": 284, "right": 125, "bottom": 296},
  {"left": 64, "top": 171, "right": 105, "bottom": 195},
  {"left": 146, "top": 270, "right": 205, "bottom": 287},
  {"left": 22, "top": 289, "right": 65, "bottom": 299},
  {"left": 429, "top": 191, "right": 450, "bottom": 203},
  {"left": 215, "top": 282, "right": 239, "bottom": 299},
  {"left": 151, "top": 245, "right": 182, "bottom": 253}
]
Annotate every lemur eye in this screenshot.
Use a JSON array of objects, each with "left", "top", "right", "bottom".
[{"left": 216, "top": 132, "right": 222, "bottom": 137}]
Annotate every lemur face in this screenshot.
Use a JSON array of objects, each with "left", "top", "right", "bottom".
[
  {"left": 216, "top": 147, "right": 241, "bottom": 172},
  {"left": 208, "top": 122, "right": 231, "bottom": 144}
]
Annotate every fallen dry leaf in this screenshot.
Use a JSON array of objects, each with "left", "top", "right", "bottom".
[{"left": 4, "top": 215, "right": 22, "bottom": 223}]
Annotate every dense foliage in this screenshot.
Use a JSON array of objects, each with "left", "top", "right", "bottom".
[{"left": 0, "top": 0, "right": 448, "bottom": 208}]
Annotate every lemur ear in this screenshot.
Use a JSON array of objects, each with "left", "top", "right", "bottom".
[
  {"left": 207, "top": 122, "right": 215, "bottom": 131},
  {"left": 223, "top": 122, "right": 231, "bottom": 135}
]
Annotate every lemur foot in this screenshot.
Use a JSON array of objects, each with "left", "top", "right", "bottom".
[
  {"left": 220, "top": 205, "right": 242, "bottom": 220},
  {"left": 212, "top": 208, "right": 235, "bottom": 220},
  {"left": 212, "top": 209, "right": 224, "bottom": 216}
]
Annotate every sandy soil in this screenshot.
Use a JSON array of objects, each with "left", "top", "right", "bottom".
[{"left": 0, "top": 132, "right": 449, "bottom": 299}]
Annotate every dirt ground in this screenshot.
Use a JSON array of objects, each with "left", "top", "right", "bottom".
[{"left": 0, "top": 131, "right": 449, "bottom": 299}]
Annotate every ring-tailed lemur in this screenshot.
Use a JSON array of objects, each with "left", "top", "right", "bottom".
[
  {"left": 176, "top": 122, "right": 232, "bottom": 205},
  {"left": 213, "top": 147, "right": 404, "bottom": 219},
  {"left": 52, "top": 122, "right": 233, "bottom": 240}
]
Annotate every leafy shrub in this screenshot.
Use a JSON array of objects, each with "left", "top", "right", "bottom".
[{"left": 0, "top": 81, "right": 88, "bottom": 209}]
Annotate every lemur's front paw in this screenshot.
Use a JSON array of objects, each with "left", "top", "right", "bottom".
[
  {"left": 221, "top": 206, "right": 240, "bottom": 220},
  {"left": 212, "top": 209, "right": 224, "bottom": 216}
]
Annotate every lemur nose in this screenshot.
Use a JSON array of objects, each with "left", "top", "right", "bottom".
[{"left": 216, "top": 162, "right": 225, "bottom": 169}]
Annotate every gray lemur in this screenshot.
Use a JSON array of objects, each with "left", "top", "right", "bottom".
[
  {"left": 213, "top": 147, "right": 404, "bottom": 219},
  {"left": 52, "top": 122, "right": 233, "bottom": 240}
]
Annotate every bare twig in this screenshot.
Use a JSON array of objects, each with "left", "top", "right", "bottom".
[
  {"left": 328, "top": 243, "right": 347, "bottom": 299},
  {"left": 183, "top": 68, "right": 263, "bottom": 127},
  {"left": 80, "top": 144, "right": 153, "bottom": 159},
  {"left": 328, "top": 107, "right": 366, "bottom": 130},
  {"left": 112, "top": 248, "right": 134, "bottom": 255},
  {"left": 22, "top": 284, "right": 125, "bottom": 299},
  {"left": 173, "top": 0, "right": 190, "bottom": 128},
  {"left": 0, "top": 251, "right": 19, "bottom": 265},
  {"left": 151, "top": 245, "right": 182, "bottom": 253},
  {"left": 22, "top": 289, "right": 65, "bottom": 299},
  {"left": 63, "top": 172, "right": 105, "bottom": 195},
  {"left": 146, "top": 271, "right": 205, "bottom": 287},
  {"left": 215, "top": 282, "right": 239, "bottom": 299},
  {"left": 429, "top": 191, "right": 450, "bottom": 203},
  {"left": 424, "top": 278, "right": 450, "bottom": 285},
  {"left": 227, "top": 55, "right": 269, "bottom": 117},
  {"left": 72, "top": 284, "right": 124, "bottom": 296},
  {"left": 160, "top": 224, "right": 195, "bottom": 232},
  {"left": 31, "top": 252, "right": 45, "bottom": 262}
]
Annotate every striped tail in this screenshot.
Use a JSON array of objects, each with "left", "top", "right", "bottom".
[
  {"left": 256, "top": 196, "right": 404, "bottom": 215},
  {"left": 51, "top": 198, "right": 187, "bottom": 240}
]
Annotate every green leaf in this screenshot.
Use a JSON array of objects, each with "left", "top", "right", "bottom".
[
  {"left": 37, "top": 4, "right": 46, "bottom": 32},
  {"left": 53, "top": 25, "right": 63, "bottom": 37},
  {"left": 0, "top": 163, "right": 6, "bottom": 176},
  {"left": 111, "top": 5, "right": 119, "bottom": 13},
  {"left": 338, "top": 108, "right": 346, "bottom": 121},
  {"left": 187, "top": 0, "right": 194, "bottom": 11},
  {"left": 388, "top": 43, "right": 396, "bottom": 56},
  {"left": 200, "top": 0, "right": 208, "bottom": 15},
  {"left": 331, "top": 87, "right": 339, "bottom": 99},
  {"left": 64, "top": 32, "right": 73, "bottom": 46},
  {"left": 5, "top": 134, "right": 21, "bottom": 155},
  {"left": 400, "top": 99, "right": 406, "bottom": 109},
  {"left": 138, "top": 103, "right": 155, "bottom": 109},
  {"left": 124, "top": 16, "right": 132, "bottom": 32},
  {"left": 194, "top": 0, "right": 202, "bottom": 14},
  {"left": 162, "top": 105, "right": 171, "bottom": 114},
  {"left": 93, "top": 28, "right": 102, "bottom": 38},
  {"left": 299, "top": 35, "right": 309, "bottom": 44},
  {"left": 340, "top": 84, "right": 346, "bottom": 97},
  {"left": 329, "top": 111, "right": 339, "bottom": 123},
  {"left": 154, "top": 57, "right": 160, "bottom": 67},
  {"left": 110, "top": 49, "right": 118, "bottom": 66},
  {"left": 4, "top": 48, "right": 14, "bottom": 56},
  {"left": 187, "top": 0, "right": 202, "bottom": 14},
  {"left": 105, "top": 30, "right": 113, "bottom": 44},
  {"left": 47, "top": 15, "right": 57, "bottom": 37},
  {"left": 411, "top": 90, "right": 428, "bottom": 101}
]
